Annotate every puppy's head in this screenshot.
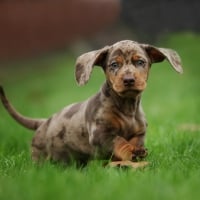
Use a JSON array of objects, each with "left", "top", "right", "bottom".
[{"left": 75, "top": 40, "right": 183, "bottom": 97}]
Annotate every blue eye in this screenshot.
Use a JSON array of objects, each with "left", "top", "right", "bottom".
[
  {"left": 135, "top": 60, "right": 145, "bottom": 67},
  {"left": 110, "top": 62, "right": 119, "bottom": 68}
]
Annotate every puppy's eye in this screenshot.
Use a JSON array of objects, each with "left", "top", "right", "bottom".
[
  {"left": 135, "top": 60, "right": 145, "bottom": 67},
  {"left": 110, "top": 62, "right": 119, "bottom": 68}
]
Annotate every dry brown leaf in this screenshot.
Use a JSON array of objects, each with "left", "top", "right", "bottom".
[{"left": 108, "top": 161, "right": 149, "bottom": 169}]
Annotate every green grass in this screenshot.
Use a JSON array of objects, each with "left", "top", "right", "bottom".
[{"left": 0, "top": 33, "right": 200, "bottom": 200}]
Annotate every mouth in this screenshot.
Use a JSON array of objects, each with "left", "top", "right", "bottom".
[
  {"left": 112, "top": 83, "right": 144, "bottom": 97},
  {"left": 119, "top": 88, "right": 142, "bottom": 96}
]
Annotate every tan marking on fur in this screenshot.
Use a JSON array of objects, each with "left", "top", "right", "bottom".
[
  {"left": 113, "top": 136, "right": 133, "bottom": 161},
  {"left": 115, "top": 55, "right": 124, "bottom": 64}
]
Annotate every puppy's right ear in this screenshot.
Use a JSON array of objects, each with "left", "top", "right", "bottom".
[{"left": 75, "top": 46, "right": 110, "bottom": 86}]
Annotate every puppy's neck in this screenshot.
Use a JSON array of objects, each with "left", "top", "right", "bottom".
[{"left": 101, "top": 82, "right": 142, "bottom": 116}]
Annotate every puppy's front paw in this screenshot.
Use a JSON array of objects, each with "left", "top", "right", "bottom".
[{"left": 133, "top": 147, "right": 148, "bottom": 159}]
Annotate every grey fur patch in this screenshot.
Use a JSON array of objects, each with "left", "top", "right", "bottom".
[
  {"left": 57, "top": 127, "right": 66, "bottom": 139},
  {"left": 64, "top": 103, "right": 82, "bottom": 119},
  {"left": 46, "top": 117, "right": 52, "bottom": 126}
]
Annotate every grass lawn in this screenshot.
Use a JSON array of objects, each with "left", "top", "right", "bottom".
[{"left": 0, "top": 33, "right": 200, "bottom": 200}]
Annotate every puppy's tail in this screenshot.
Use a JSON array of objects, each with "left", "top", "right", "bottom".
[{"left": 0, "top": 86, "right": 46, "bottom": 130}]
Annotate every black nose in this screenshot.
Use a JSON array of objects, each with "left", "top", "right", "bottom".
[{"left": 123, "top": 77, "right": 135, "bottom": 87}]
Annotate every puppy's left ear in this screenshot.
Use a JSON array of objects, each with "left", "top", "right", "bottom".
[
  {"left": 142, "top": 44, "right": 183, "bottom": 74},
  {"left": 75, "top": 46, "right": 110, "bottom": 86}
]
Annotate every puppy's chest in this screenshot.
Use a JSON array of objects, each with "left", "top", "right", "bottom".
[
  {"left": 119, "top": 116, "right": 146, "bottom": 139},
  {"left": 102, "top": 111, "right": 146, "bottom": 139}
]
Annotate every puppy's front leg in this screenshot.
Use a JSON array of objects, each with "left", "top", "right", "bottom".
[
  {"left": 113, "top": 136, "right": 134, "bottom": 161},
  {"left": 128, "top": 134, "right": 148, "bottom": 159},
  {"left": 89, "top": 126, "right": 133, "bottom": 161}
]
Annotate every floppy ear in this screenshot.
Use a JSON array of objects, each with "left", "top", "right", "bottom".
[
  {"left": 75, "top": 46, "right": 110, "bottom": 86},
  {"left": 142, "top": 44, "right": 183, "bottom": 74}
]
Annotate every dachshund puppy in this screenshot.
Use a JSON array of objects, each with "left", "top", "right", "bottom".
[{"left": 0, "top": 40, "right": 183, "bottom": 165}]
